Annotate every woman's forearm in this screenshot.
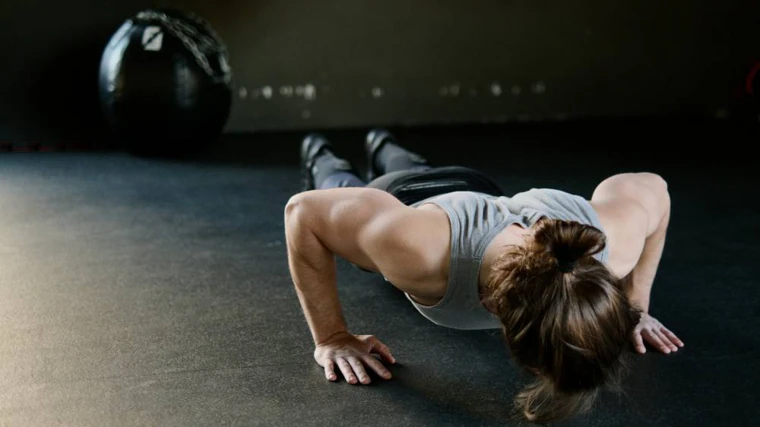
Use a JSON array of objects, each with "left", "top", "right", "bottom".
[
  {"left": 285, "top": 203, "right": 348, "bottom": 346},
  {"left": 628, "top": 208, "right": 670, "bottom": 313}
]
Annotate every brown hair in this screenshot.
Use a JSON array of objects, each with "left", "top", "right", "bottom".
[{"left": 483, "top": 218, "right": 641, "bottom": 424}]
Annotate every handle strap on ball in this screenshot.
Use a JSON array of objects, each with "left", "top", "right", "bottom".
[{"left": 134, "top": 10, "right": 233, "bottom": 86}]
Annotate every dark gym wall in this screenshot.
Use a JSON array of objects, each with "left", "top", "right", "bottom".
[
  {"left": 0, "top": 0, "right": 154, "bottom": 144},
  {"left": 186, "top": 0, "right": 759, "bottom": 132},
  {"left": 1, "top": 0, "right": 758, "bottom": 143}
]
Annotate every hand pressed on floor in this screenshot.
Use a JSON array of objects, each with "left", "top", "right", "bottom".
[
  {"left": 314, "top": 332, "right": 396, "bottom": 385},
  {"left": 632, "top": 312, "right": 684, "bottom": 354}
]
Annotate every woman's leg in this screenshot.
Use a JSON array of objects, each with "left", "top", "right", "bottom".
[
  {"left": 302, "top": 131, "right": 503, "bottom": 204},
  {"left": 312, "top": 154, "right": 366, "bottom": 190},
  {"left": 367, "top": 166, "right": 505, "bottom": 205},
  {"left": 373, "top": 142, "right": 431, "bottom": 175},
  {"left": 364, "top": 130, "right": 504, "bottom": 205}
]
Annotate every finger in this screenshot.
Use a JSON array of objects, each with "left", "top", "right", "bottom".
[
  {"left": 632, "top": 330, "right": 646, "bottom": 354},
  {"left": 643, "top": 329, "right": 670, "bottom": 354},
  {"left": 368, "top": 338, "right": 396, "bottom": 364},
  {"left": 346, "top": 357, "right": 371, "bottom": 384},
  {"left": 655, "top": 329, "right": 679, "bottom": 352},
  {"left": 661, "top": 327, "right": 684, "bottom": 347},
  {"left": 362, "top": 355, "right": 392, "bottom": 380},
  {"left": 324, "top": 360, "right": 337, "bottom": 381},
  {"left": 336, "top": 358, "right": 357, "bottom": 384}
]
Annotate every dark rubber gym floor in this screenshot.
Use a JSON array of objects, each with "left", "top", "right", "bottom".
[{"left": 1, "top": 122, "right": 757, "bottom": 426}]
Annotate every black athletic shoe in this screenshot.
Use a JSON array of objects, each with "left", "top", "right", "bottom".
[
  {"left": 300, "top": 133, "right": 332, "bottom": 191},
  {"left": 365, "top": 129, "right": 428, "bottom": 181},
  {"left": 300, "top": 133, "right": 358, "bottom": 191},
  {"left": 364, "top": 129, "right": 395, "bottom": 181}
]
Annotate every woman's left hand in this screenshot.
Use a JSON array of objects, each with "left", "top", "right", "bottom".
[{"left": 632, "top": 312, "right": 684, "bottom": 354}]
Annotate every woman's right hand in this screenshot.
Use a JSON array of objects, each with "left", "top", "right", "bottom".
[{"left": 314, "top": 332, "right": 396, "bottom": 385}]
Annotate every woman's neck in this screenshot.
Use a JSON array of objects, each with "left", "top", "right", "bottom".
[{"left": 478, "top": 223, "right": 532, "bottom": 311}]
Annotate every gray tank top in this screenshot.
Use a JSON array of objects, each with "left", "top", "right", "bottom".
[{"left": 403, "top": 188, "right": 609, "bottom": 330}]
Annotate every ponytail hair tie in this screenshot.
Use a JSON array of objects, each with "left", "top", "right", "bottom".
[{"left": 557, "top": 260, "right": 576, "bottom": 273}]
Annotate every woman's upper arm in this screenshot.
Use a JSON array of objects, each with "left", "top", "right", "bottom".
[
  {"left": 590, "top": 173, "right": 670, "bottom": 276},
  {"left": 285, "top": 188, "right": 407, "bottom": 269},
  {"left": 285, "top": 187, "right": 447, "bottom": 283},
  {"left": 592, "top": 172, "right": 670, "bottom": 235}
]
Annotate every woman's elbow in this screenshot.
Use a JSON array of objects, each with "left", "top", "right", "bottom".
[
  {"left": 644, "top": 173, "right": 670, "bottom": 219},
  {"left": 285, "top": 194, "right": 315, "bottom": 237},
  {"left": 285, "top": 194, "right": 304, "bottom": 217},
  {"left": 285, "top": 192, "right": 318, "bottom": 218},
  {"left": 637, "top": 172, "right": 670, "bottom": 232}
]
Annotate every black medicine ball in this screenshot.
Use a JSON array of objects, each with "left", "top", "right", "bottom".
[{"left": 98, "top": 9, "right": 233, "bottom": 156}]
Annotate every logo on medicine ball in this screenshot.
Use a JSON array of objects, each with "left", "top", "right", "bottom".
[{"left": 142, "top": 26, "right": 164, "bottom": 51}]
